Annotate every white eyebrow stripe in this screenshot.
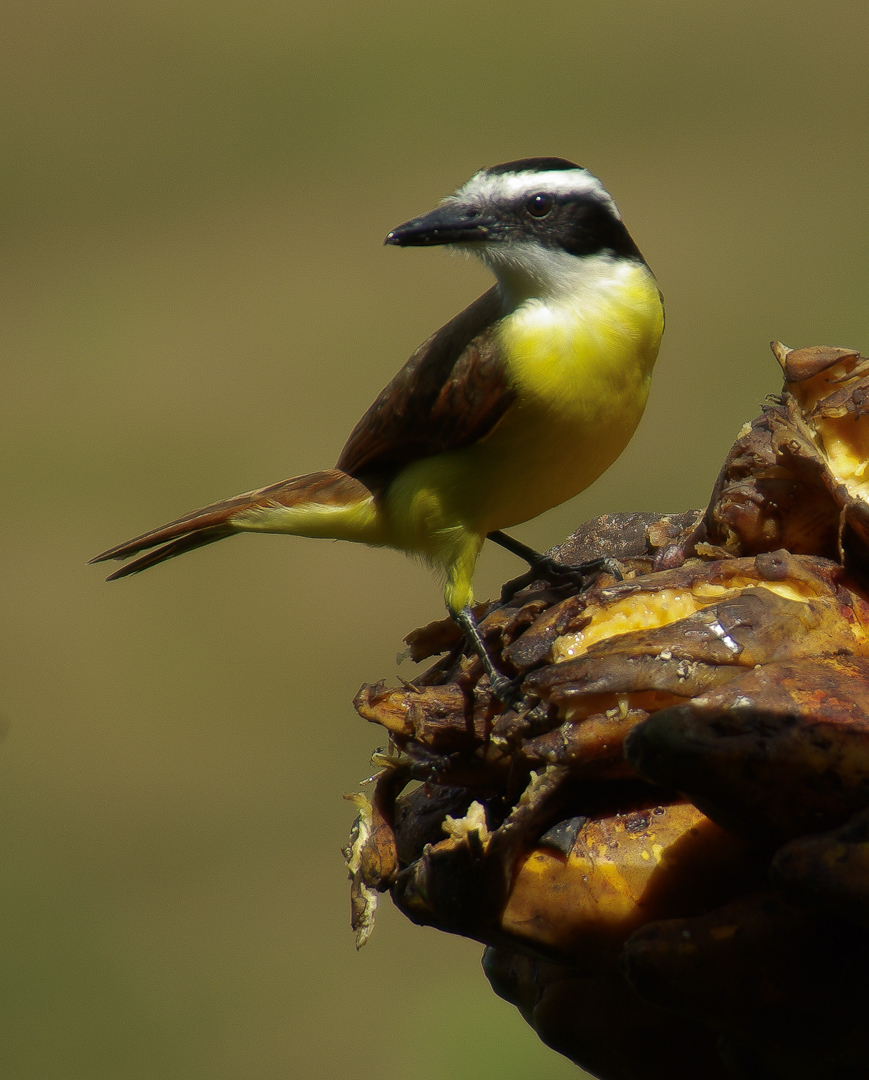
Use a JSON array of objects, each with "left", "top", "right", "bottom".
[{"left": 453, "top": 168, "right": 622, "bottom": 220}]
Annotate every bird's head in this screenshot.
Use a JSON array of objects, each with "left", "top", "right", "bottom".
[{"left": 385, "top": 157, "right": 646, "bottom": 304}]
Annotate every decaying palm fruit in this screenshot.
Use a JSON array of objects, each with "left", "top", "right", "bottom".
[{"left": 344, "top": 344, "right": 869, "bottom": 1080}]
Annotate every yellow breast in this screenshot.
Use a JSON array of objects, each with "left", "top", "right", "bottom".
[
  {"left": 467, "top": 258, "right": 663, "bottom": 525},
  {"left": 499, "top": 258, "right": 663, "bottom": 425}
]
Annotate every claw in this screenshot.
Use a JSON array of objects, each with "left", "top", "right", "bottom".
[
  {"left": 453, "top": 606, "right": 523, "bottom": 705},
  {"left": 496, "top": 542, "right": 623, "bottom": 605},
  {"left": 487, "top": 672, "right": 525, "bottom": 707}
]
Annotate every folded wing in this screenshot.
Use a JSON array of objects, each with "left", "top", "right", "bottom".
[
  {"left": 338, "top": 287, "right": 515, "bottom": 477},
  {"left": 94, "top": 288, "right": 517, "bottom": 579}
]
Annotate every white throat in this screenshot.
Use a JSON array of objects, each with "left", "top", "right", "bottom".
[{"left": 475, "top": 241, "right": 632, "bottom": 311}]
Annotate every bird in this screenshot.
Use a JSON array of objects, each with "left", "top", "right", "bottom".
[{"left": 92, "top": 157, "right": 665, "bottom": 696}]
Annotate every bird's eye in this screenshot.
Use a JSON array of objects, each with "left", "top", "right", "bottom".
[{"left": 526, "top": 193, "right": 553, "bottom": 218}]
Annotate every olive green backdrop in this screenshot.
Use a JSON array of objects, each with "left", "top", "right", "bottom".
[{"left": 2, "top": 1, "right": 867, "bottom": 1077}]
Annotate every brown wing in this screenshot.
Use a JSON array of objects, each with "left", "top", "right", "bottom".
[{"left": 336, "top": 286, "right": 516, "bottom": 477}]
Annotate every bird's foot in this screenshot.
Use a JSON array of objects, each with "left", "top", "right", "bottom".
[
  {"left": 454, "top": 606, "right": 523, "bottom": 706},
  {"left": 498, "top": 552, "right": 622, "bottom": 605},
  {"left": 486, "top": 671, "right": 525, "bottom": 707},
  {"left": 487, "top": 530, "right": 622, "bottom": 604}
]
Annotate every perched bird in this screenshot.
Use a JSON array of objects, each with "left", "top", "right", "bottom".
[{"left": 93, "top": 157, "right": 664, "bottom": 694}]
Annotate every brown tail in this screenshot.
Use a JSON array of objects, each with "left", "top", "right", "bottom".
[{"left": 91, "top": 469, "right": 372, "bottom": 580}]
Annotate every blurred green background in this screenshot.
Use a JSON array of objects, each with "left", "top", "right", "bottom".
[{"left": 1, "top": 1, "right": 867, "bottom": 1077}]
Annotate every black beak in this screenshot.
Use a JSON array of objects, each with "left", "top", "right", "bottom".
[{"left": 385, "top": 201, "right": 494, "bottom": 247}]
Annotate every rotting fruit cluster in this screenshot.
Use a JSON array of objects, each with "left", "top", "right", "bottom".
[{"left": 344, "top": 344, "right": 869, "bottom": 1080}]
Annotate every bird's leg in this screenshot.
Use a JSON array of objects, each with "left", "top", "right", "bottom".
[
  {"left": 487, "top": 530, "right": 622, "bottom": 605},
  {"left": 454, "top": 606, "right": 522, "bottom": 705}
]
